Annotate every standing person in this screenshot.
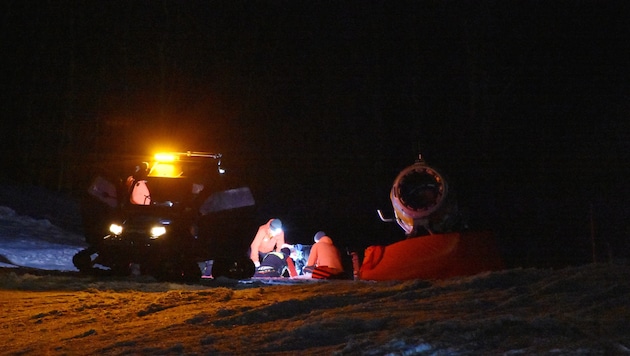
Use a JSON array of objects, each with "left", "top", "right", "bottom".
[
  {"left": 249, "top": 219, "right": 285, "bottom": 268},
  {"left": 127, "top": 162, "right": 151, "bottom": 205},
  {"left": 304, "top": 231, "right": 344, "bottom": 279}
]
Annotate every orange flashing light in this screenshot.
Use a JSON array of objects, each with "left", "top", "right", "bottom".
[
  {"left": 154, "top": 153, "right": 178, "bottom": 162},
  {"left": 149, "top": 153, "right": 183, "bottom": 177}
]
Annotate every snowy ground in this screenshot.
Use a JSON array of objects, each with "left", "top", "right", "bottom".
[
  {"left": 0, "top": 206, "right": 86, "bottom": 271},
  {"left": 0, "top": 188, "right": 629, "bottom": 354}
]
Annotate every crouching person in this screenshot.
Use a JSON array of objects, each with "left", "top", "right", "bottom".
[
  {"left": 254, "top": 247, "right": 296, "bottom": 278},
  {"left": 303, "top": 231, "right": 344, "bottom": 279}
]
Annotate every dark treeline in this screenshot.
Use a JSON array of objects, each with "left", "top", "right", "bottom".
[{"left": 1, "top": 1, "right": 628, "bottom": 266}]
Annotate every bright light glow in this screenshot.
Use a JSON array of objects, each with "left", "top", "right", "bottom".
[
  {"left": 150, "top": 226, "right": 167, "bottom": 239},
  {"left": 149, "top": 163, "right": 182, "bottom": 177},
  {"left": 270, "top": 228, "right": 282, "bottom": 236},
  {"left": 154, "top": 153, "right": 178, "bottom": 162},
  {"left": 109, "top": 223, "right": 123, "bottom": 235}
]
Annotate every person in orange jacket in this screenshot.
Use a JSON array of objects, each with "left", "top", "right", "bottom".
[
  {"left": 250, "top": 219, "right": 285, "bottom": 268},
  {"left": 304, "top": 231, "right": 344, "bottom": 279}
]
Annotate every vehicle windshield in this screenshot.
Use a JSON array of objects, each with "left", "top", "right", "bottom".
[
  {"left": 127, "top": 154, "right": 223, "bottom": 212},
  {"left": 142, "top": 177, "right": 194, "bottom": 207}
]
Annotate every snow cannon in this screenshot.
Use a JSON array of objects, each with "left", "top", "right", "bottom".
[
  {"left": 379, "top": 155, "right": 460, "bottom": 236},
  {"left": 365, "top": 154, "right": 504, "bottom": 281}
]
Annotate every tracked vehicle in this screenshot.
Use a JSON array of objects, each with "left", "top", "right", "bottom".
[{"left": 74, "top": 151, "right": 257, "bottom": 282}]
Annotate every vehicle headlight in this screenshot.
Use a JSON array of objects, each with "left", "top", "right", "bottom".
[
  {"left": 109, "top": 223, "right": 123, "bottom": 235},
  {"left": 150, "top": 225, "right": 167, "bottom": 239}
]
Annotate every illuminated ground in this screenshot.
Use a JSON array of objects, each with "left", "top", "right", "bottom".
[{"left": 1, "top": 263, "right": 629, "bottom": 355}]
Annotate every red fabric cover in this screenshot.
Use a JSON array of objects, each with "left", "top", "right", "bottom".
[
  {"left": 286, "top": 257, "right": 298, "bottom": 278},
  {"left": 359, "top": 231, "right": 504, "bottom": 281},
  {"left": 311, "top": 266, "right": 343, "bottom": 279}
]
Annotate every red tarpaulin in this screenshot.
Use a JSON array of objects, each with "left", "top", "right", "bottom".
[{"left": 359, "top": 231, "right": 504, "bottom": 281}]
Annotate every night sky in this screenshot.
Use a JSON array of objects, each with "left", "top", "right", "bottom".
[{"left": 1, "top": 1, "right": 628, "bottom": 267}]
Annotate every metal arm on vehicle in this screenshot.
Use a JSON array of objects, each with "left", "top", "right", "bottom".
[{"left": 184, "top": 151, "right": 222, "bottom": 159}]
